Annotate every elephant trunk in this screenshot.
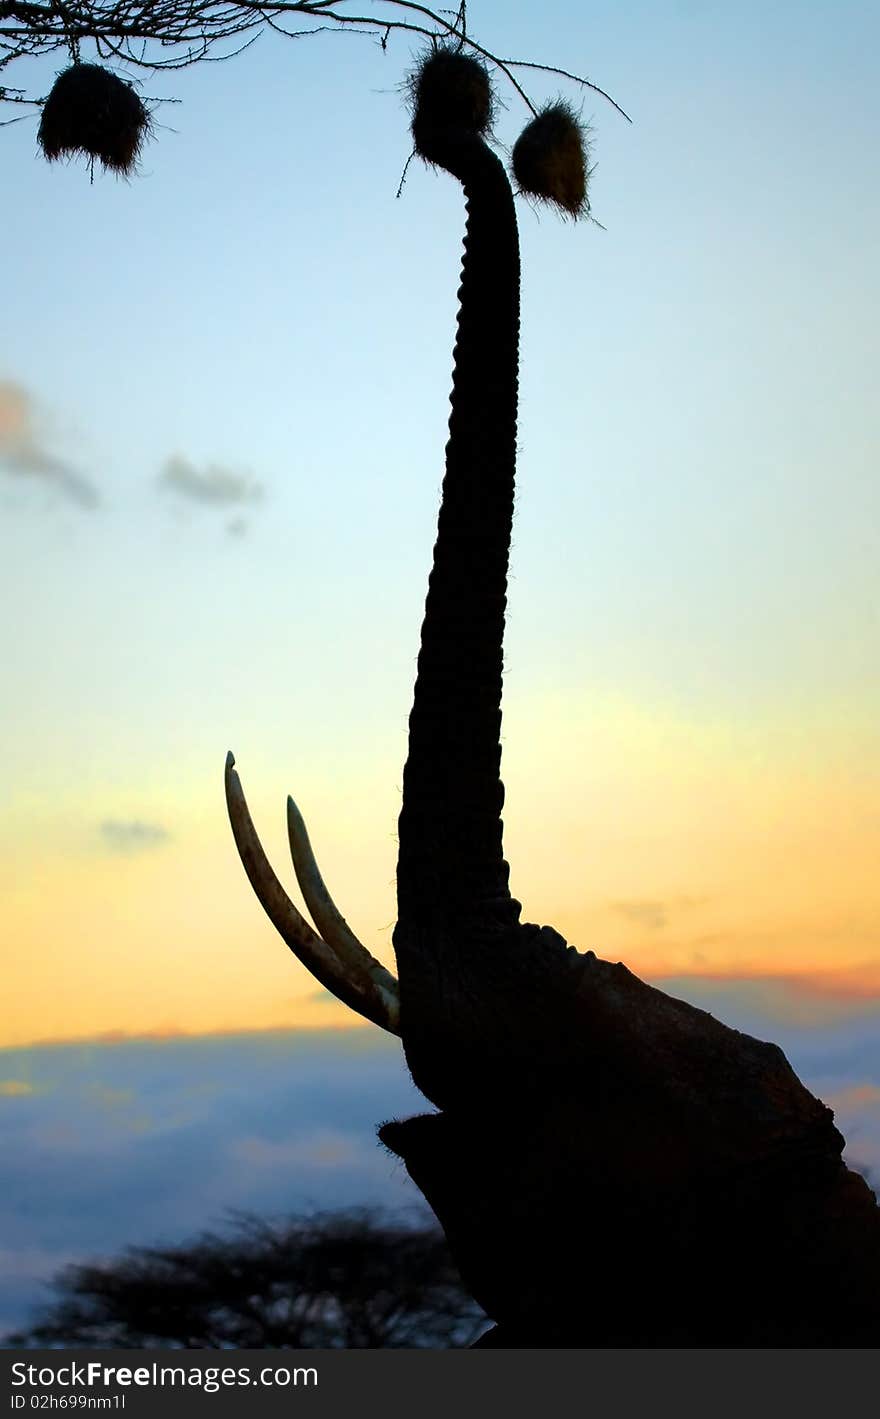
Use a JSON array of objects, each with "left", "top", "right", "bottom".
[{"left": 395, "top": 128, "right": 522, "bottom": 939}]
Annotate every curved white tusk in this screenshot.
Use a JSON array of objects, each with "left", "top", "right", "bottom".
[
  {"left": 287, "top": 794, "right": 401, "bottom": 1031},
  {"left": 225, "top": 752, "right": 400, "bottom": 1036}
]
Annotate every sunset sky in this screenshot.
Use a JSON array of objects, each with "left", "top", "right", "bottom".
[{"left": 2, "top": 0, "right": 878, "bottom": 1049}]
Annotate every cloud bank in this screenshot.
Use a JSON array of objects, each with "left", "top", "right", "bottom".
[
  {"left": 1, "top": 980, "right": 877, "bottom": 1339},
  {"left": 0, "top": 1029, "right": 423, "bottom": 1337}
]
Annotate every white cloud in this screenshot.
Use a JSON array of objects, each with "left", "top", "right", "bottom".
[
  {"left": 158, "top": 453, "right": 262, "bottom": 507},
  {"left": 98, "top": 819, "right": 171, "bottom": 853}
]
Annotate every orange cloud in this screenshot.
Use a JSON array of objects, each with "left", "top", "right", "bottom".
[
  {"left": 827, "top": 1084, "right": 880, "bottom": 1111},
  {"left": 0, "top": 379, "right": 98, "bottom": 508},
  {"left": 647, "top": 967, "right": 880, "bottom": 1029}
]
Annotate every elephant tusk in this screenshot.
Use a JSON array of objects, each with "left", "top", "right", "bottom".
[
  {"left": 287, "top": 794, "right": 401, "bottom": 1031},
  {"left": 225, "top": 752, "right": 401, "bottom": 1036}
]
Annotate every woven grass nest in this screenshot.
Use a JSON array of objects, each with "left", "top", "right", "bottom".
[
  {"left": 410, "top": 47, "right": 494, "bottom": 155},
  {"left": 512, "top": 102, "right": 591, "bottom": 219},
  {"left": 38, "top": 64, "right": 151, "bottom": 176},
  {"left": 409, "top": 50, "right": 590, "bottom": 221}
]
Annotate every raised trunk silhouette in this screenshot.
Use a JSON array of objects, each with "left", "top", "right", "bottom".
[
  {"left": 378, "top": 62, "right": 880, "bottom": 1346},
  {"left": 228, "top": 51, "right": 880, "bottom": 1346},
  {"left": 392, "top": 125, "right": 529, "bottom": 1111},
  {"left": 395, "top": 133, "right": 519, "bottom": 934}
]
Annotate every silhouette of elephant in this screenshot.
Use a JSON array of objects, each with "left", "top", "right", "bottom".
[{"left": 226, "top": 49, "right": 880, "bottom": 1345}]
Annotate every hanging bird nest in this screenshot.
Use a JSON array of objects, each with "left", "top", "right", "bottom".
[
  {"left": 512, "top": 102, "right": 591, "bottom": 219},
  {"left": 38, "top": 63, "right": 151, "bottom": 176},
  {"left": 410, "top": 46, "right": 494, "bottom": 157}
]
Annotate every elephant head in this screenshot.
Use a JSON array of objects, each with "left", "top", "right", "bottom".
[{"left": 226, "top": 50, "right": 880, "bottom": 1345}]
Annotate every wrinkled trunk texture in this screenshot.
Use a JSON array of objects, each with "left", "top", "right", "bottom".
[
  {"left": 393, "top": 132, "right": 525, "bottom": 1109},
  {"left": 395, "top": 134, "right": 520, "bottom": 934}
]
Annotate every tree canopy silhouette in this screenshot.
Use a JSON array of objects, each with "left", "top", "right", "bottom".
[{"left": 6, "top": 1208, "right": 488, "bottom": 1348}]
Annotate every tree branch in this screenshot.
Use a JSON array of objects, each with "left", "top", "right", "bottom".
[{"left": 1, "top": 1, "right": 629, "bottom": 134}]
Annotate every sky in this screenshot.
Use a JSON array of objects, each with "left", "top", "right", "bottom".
[
  {"left": 2, "top": 1, "right": 877, "bottom": 1048},
  {"left": 0, "top": 0, "right": 878, "bottom": 1339}
]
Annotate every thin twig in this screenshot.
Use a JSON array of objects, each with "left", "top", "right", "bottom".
[{"left": 0, "top": 2, "right": 629, "bottom": 131}]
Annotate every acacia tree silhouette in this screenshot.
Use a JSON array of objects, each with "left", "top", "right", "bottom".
[{"left": 6, "top": 1208, "right": 487, "bottom": 1349}]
